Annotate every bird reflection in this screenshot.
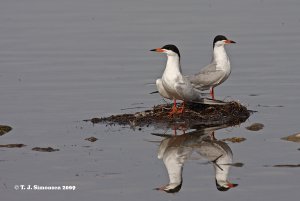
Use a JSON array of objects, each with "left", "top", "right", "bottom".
[{"left": 153, "top": 124, "right": 238, "bottom": 193}]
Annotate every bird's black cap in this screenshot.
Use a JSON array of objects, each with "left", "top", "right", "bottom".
[
  {"left": 154, "top": 182, "right": 182, "bottom": 193},
  {"left": 213, "top": 35, "right": 236, "bottom": 48},
  {"left": 161, "top": 44, "right": 181, "bottom": 57},
  {"left": 215, "top": 179, "right": 238, "bottom": 191},
  {"left": 213, "top": 35, "right": 228, "bottom": 44}
]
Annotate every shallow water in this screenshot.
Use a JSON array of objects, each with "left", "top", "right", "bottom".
[{"left": 1, "top": 0, "right": 300, "bottom": 200}]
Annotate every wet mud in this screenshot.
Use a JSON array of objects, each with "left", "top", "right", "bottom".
[
  {"left": 0, "top": 125, "right": 12, "bottom": 136},
  {"left": 245, "top": 123, "right": 264, "bottom": 131},
  {"left": 281, "top": 133, "right": 300, "bottom": 143},
  {"left": 85, "top": 101, "right": 251, "bottom": 129},
  {"left": 257, "top": 104, "right": 284, "bottom": 108},
  {"left": 263, "top": 164, "right": 300, "bottom": 168},
  {"left": 32, "top": 147, "right": 59, "bottom": 152},
  {"left": 0, "top": 144, "right": 26, "bottom": 148},
  {"left": 85, "top": 137, "right": 98, "bottom": 142},
  {"left": 222, "top": 137, "right": 247, "bottom": 143}
]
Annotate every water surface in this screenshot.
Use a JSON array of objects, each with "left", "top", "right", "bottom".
[{"left": 1, "top": 0, "right": 300, "bottom": 200}]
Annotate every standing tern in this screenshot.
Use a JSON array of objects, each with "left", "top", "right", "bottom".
[
  {"left": 188, "top": 35, "right": 236, "bottom": 99},
  {"left": 151, "top": 44, "right": 225, "bottom": 116}
]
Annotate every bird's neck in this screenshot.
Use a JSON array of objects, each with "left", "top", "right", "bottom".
[
  {"left": 164, "top": 147, "right": 188, "bottom": 186},
  {"left": 215, "top": 164, "right": 230, "bottom": 182},
  {"left": 168, "top": 164, "right": 183, "bottom": 185},
  {"left": 213, "top": 46, "right": 230, "bottom": 71},
  {"left": 163, "top": 55, "right": 182, "bottom": 77},
  {"left": 214, "top": 154, "right": 231, "bottom": 183}
]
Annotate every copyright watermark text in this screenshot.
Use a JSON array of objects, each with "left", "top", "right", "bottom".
[{"left": 14, "top": 184, "right": 76, "bottom": 191}]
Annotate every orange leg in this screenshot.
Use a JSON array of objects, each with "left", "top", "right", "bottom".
[
  {"left": 168, "top": 100, "right": 186, "bottom": 117},
  {"left": 210, "top": 87, "right": 215, "bottom": 100},
  {"left": 168, "top": 99, "right": 178, "bottom": 117},
  {"left": 173, "top": 128, "right": 177, "bottom": 136},
  {"left": 177, "top": 101, "right": 185, "bottom": 114}
]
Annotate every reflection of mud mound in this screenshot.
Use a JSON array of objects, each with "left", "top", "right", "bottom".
[{"left": 86, "top": 101, "right": 251, "bottom": 129}]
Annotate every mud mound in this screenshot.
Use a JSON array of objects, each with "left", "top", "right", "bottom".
[{"left": 85, "top": 101, "right": 251, "bottom": 129}]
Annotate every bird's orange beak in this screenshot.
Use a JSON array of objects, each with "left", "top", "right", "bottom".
[
  {"left": 153, "top": 186, "right": 165, "bottom": 191},
  {"left": 225, "top": 40, "right": 236, "bottom": 44},
  {"left": 150, "top": 48, "right": 164, "bottom": 52},
  {"left": 227, "top": 182, "right": 238, "bottom": 188}
]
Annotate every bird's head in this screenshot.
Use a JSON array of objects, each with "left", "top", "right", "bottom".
[
  {"left": 213, "top": 35, "right": 236, "bottom": 48},
  {"left": 150, "top": 44, "right": 181, "bottom": 58}
]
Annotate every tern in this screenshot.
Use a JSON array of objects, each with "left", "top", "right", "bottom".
[
  {"left": 151, "top": 44, "right": 225, "bottom": 116},
  {"left": 154, "top": 132, "right": 193, "bottom": 193},
  {"left": 154, "top": 125, "right": 237, "bottom": 193},
  {"left": 195, "top": 136, "right": 238, "bottom": 191},
  {"left": 188, "top": 35, "right": 236, "bottom": 99}
]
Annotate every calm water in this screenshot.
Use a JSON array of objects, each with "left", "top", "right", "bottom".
[{"left": 1, "top": 0, "right": 300, "bottom": 200}]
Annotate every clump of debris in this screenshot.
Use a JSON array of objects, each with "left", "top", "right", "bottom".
[
  {"left": 85, "top": 137, "right": 98, "bottom": 142},
  {"left": 0, "top": 144, "right": 26, "bottom": 148},
  {"left": 0, "top": 125, "right": 12, "bottom": 136},
  {"left": 84, "top": 101, "right": 251, "bottom": 129},
  {"left": 222, "top": 137, "right": 247, "bottom": 143},
  {"left": 32, "top": 147, "right": 59, "bottom": 152},
  {"left": 245, "top": 123, "right": 264, "bottom": 131}
]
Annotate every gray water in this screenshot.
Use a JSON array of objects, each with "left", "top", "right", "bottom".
[{"left": 1, "top": 0, "right": 300, "bottom": 200}]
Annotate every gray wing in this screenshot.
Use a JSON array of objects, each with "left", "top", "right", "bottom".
[
  {"left": 174, "top": 77, "right": 199, "bottom": 101},
  {"left": 188, "top": 62, "right": 224, "bottom": 90},
  {"left": 173, "top": 77, "right": 227, "bottom": 105},
  {"left": 174, "top": 80, "right": 226, "bottom": 105},
  {"left": 196, "top": 62, "right": 217, "bottom": 74}
]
